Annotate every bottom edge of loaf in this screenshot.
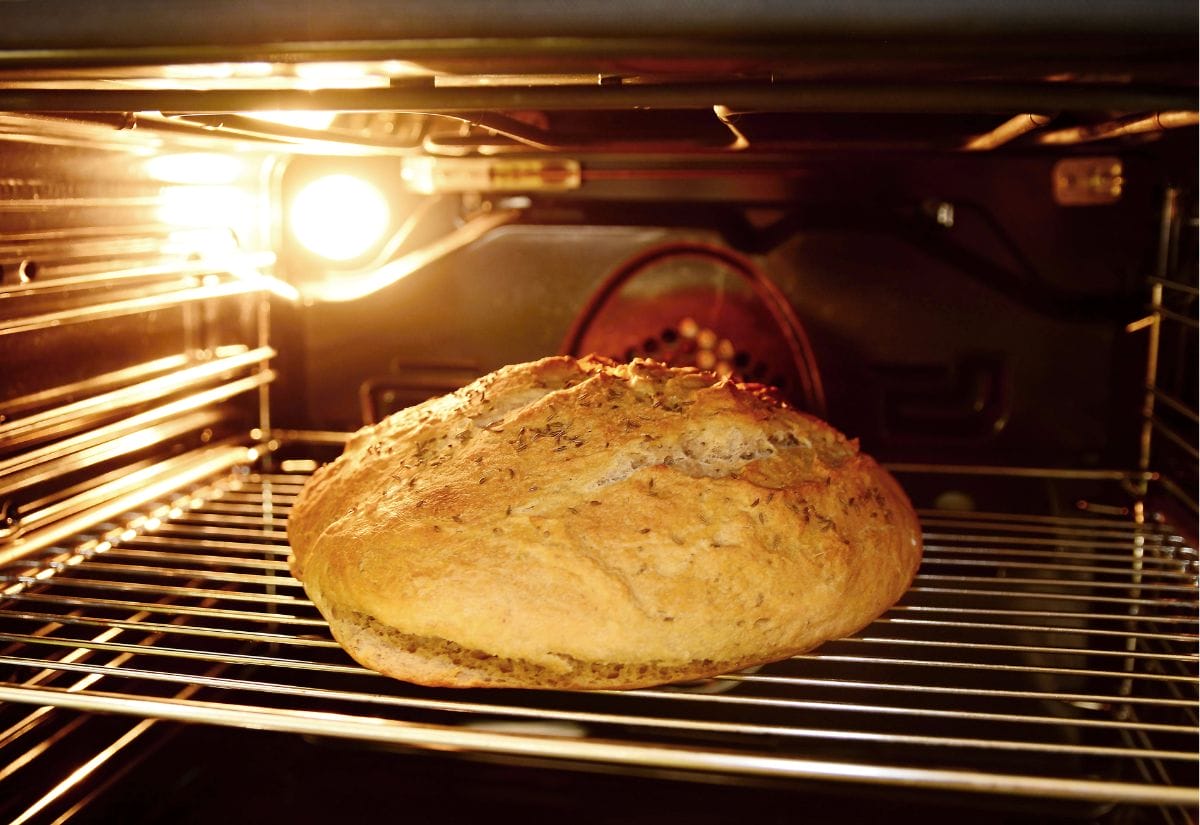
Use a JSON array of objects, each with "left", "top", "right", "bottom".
[{"left": 330, "top": 608, "right": 772, "bottom": 691}]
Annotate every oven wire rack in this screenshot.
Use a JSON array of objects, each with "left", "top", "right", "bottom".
[{"left": 0, "top": 462, "right": 1196, "bottom": 815}]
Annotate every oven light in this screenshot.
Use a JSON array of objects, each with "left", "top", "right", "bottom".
[{"left": 289, "top": 174, "right": 391, "bottom": 261}]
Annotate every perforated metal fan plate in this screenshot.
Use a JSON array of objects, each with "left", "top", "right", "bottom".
[{"left": 562, "top": 242, "right": 825, "bottom": 414}]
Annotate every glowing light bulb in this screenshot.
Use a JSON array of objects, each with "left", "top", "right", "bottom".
[{"left": 289, "top": 174, "right": 390, "bottom": 261}]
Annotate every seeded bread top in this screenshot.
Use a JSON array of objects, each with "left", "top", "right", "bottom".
[{"left": 287, "top": 355, "right": 923, "bottom": 689}]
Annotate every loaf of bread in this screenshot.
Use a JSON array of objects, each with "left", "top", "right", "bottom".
[{"left": 287, "top": 356, "right": 922, "bottom": 690}]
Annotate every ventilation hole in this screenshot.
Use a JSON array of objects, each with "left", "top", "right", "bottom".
[
  {"left": 18, "top": 259, "right": 38, "bottom": 283},
  {"left": 623, "top": 347, "right": 637, "bottom": 362},
  {"left": 771, "top": 374, "right": 788, "bottom": 389},
  {"left": 661, "top": 328, "right": 678, "bottom": 344},
  {"left": 733, "top": 351, "right": 751, "bottom": 369},
  {"left": 642, "top": 337, "right": 659, "bottom": 354}
]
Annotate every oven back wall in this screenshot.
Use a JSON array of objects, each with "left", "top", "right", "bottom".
[{"left": 279, "top": 148, "right": 1182, "bottom": 469}]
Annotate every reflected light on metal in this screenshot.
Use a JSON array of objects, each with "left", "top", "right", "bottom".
[
  {"left": 145, "top": 153, "right": 244, "bottom": 185},
  {"left": 245, "top": 111, "right": 338, "bottom": 130},
  {"left": 293, "top": 62, "right": 389, "bottom": 90},
  {"left": 156, "top": 185, "right": 256, "bottom": 230}
]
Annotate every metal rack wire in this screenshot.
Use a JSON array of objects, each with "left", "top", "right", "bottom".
[{"left": 0, "top": 462, "right": 1196, "bottom": 818}]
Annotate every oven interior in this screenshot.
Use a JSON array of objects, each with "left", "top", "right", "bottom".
[{"left": 0, "top": 4, "right": 1196, "bottom": 823}]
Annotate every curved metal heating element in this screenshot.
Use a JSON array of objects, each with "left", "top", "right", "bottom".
[{"left": 298, "top": 208, "right": 521, "bottom": 304}]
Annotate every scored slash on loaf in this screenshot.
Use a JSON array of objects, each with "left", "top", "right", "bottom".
[{"left": 287, "top": 355, "right": 923, "bottom": 690}]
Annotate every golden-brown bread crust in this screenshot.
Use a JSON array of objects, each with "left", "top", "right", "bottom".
[{"left": 287, "top": 355, "right": 923, "bottom": 690}]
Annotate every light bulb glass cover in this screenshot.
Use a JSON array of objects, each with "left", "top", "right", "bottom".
[{"left": 290, "top": 174, "right": 390, "bottom": 261}]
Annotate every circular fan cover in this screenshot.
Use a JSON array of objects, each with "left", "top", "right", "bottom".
[{"left": 562, "top": 242, "right": 826, "bottom": 415}]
